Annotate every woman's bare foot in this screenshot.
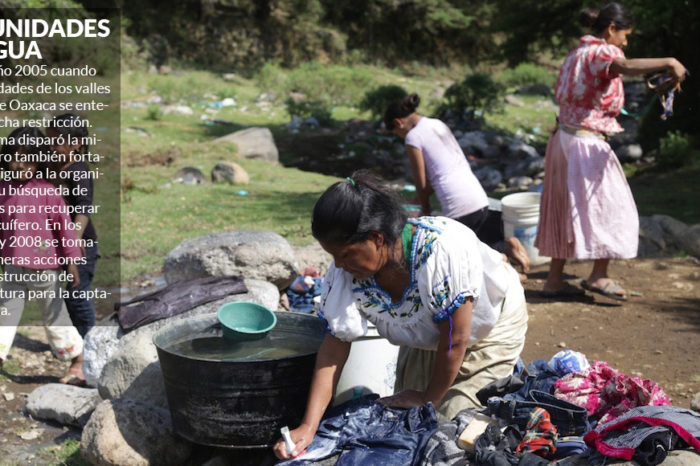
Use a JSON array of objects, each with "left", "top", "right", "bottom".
[
  {"left": 59, "top": 355, "right": 86, "bottom": 386},
  {"left": 505, "top": 237, "right": 531, "bottom": 274}
]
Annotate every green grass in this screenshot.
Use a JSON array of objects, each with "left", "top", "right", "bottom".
[
  {"left": 484, "top": 94, "right": 557, "bottom": 146},
  {"left": 35, "top": 439, "right": 89, "bottom": 466},
  {"left": 629, "top": 153, "right": 700, "bottom": 224}
]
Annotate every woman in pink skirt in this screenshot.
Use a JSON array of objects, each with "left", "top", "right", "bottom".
[{"left": 535, "top": 2, "right": 687, "bottom": 300}]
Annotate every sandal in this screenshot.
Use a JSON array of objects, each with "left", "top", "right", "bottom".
[
  {"left": 581, "top": 280, "right": 628, "bottom": 301},
  {"left": 539, "top": 282, "right": 586, "bottom": 299}
]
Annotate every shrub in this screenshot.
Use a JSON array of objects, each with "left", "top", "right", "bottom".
[
  {"left": 657, "top": 131, "right": 693, "bottom": 169},
  {"left": 442, "top": 72, "right": 505, "bottom": 116},
  {"left": 284, "top": 62, "right": 375, "bottom": 108},
  {"left": 359, "top": 85, "right": 408, "bottom": 120},
  {"left": 285, "top": 98, "right": 333, "bottom": 126},
  {"left": 497, "top": 63, "right": 556, "bottom": 89},
  {"left": 145, "top": 104, "right": 163, "bottom": 121},
  {"left": 255, "top": 63, "right": 286, "bottom": 93}
]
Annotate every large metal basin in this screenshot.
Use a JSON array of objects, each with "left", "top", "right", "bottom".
[{"left": 153, "top": 311, "right": 324, "bottom": 448}]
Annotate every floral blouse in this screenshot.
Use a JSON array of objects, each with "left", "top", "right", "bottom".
[
  {"left": 318, "top": 217, "right": 511, "bottom": 350},
  {"left": 555, "top": 35, "right": 625, "bottom": 135}
]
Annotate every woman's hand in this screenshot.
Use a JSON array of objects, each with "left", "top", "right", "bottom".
[
  {"left": 668, "top": 58, "right": 688, "bottom": 84},
  {"left": 272, "top": 423, "right": 315, "bottom": 460},
  {"left": 67, "top": 263, "right": 80, "bottom": 289},
  {"left": 379, "top": 389, "right": 427, "bottom": 409}
]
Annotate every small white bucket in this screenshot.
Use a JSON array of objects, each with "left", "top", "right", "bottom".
[
  {"left": 501, "top": 192, "right": 550, "bottom": 266},
  {"left": 333, "top": 325, "right": 399, "bottom": 406}
]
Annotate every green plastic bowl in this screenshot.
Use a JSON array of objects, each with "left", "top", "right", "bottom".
[{"left": 217, "top": 302, "right": 277, "bottom": 341}]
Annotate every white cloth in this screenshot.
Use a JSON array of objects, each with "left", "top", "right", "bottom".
[
  {"left": 404, "top": 117, "right": 488, "bottom": 218},
  {"left": 318, "top": 217, "right": 513, "bottom": 350}
]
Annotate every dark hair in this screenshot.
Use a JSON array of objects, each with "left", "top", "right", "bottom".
[
  {"left": 49, "top": 113, "right": 89, "bottom": 154},
  {"left": 312, "top": 170, "right": 407, "bottom": 247},
  {"left": 0, "top": 127, "right": 46, "bottom": 172},
  {"left": 383, "top": 93, "right": 421, "bottom": 130},
  {"left": 581, "top": 3, "right": 633, "bottom": 34}
]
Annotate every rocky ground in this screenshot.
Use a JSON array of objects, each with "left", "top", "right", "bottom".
[{"left": 0, "top": 256, "right": 698, "bottom": 465}]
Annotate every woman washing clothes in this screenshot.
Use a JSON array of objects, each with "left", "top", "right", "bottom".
[
  {"left": 384, "top": 94, "right": 531, "bottom": 276},
  {"left": 535, "top": 2, "right": 687, "bottom": 300},
  {"left": 273, "top": 171, "right": 528, "bottom": 459}
]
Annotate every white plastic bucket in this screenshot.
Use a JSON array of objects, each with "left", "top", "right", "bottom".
[
  {"left": 333, "top": 325, "right": 399, "bottom": 406},
  {"left": 501, "top": 192, "right": 550, "bottom": 266}
]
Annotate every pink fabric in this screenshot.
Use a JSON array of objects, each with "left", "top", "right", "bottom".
[
  {"left": 554, "top": 361, "right": 671, "bottom": 425},
  {"left": 555, "top": 35, "right": 625, "bottom": 134},
  {"left": 0, "top": 179, "right": 81, "bottom": 269},
  {"left": 535, "top": 130, "right": 638, "bottom": 259}
]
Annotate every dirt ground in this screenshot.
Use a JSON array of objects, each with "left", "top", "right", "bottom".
[{"left": 0, "top": 256, "right": 698, "bottom": 464}]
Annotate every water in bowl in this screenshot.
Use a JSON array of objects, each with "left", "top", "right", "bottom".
[{"left": 165, "top": 333, "right": 320, "bottom": 361}]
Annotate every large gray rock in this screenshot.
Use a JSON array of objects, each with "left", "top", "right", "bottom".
[
  {"left": 679, "top": 224, "right": 700, "bottom": 259},
  {"left": 25, "top": 384, "right": 101, "bottom": 427},
  {"left": 504, "top": 156, "right": 545, "bottom": 178},
  {"left": 83, "top": 279, "right": 279, "bottom": 388},
  {"left": 163, "top": 230, "right": 298, "bottom": 289},
  {"left": 691, "top": 392, "right": 700, "bottom": 412},
  {"left": 214, "top": 127, "right": 279, "bottom": 163},
  {"left": 294, "top": 243, "right": 333, "bottom": 275},
  {"left": 458, "top": 131, "right": 490, "bottom": 157},
  {"left": 507, "top": 141, "right": 540, "bottom": 160},
  {"left": 81, "top": 399, "right": 191, "bottom": 466},
  {"left": 211, "top": 161, "right": 250, "bottom": 184},
  {"left": 98, "top": 332, "right": 167, "bottom": 407},
  {"left": 652, "top": 215, "right": 689, "bottom": 248},
  {"left": 638, "top": 216, "right": 667, "bottom": 257},
  {"left": 616, "top": 144, "right": 643, "bottom": 162},
  {"left": 474, "top": 166, "right": 503, "bottom": 191}
]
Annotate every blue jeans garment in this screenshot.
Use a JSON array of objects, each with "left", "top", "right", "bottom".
[
  {"left": 504, "top": 360, "right": 561, "bottom": 401},
  {"left": 65, "top": 244, "right": 98, "bottom": 338},
  {"left": 278, "top": 395, "right": 438, "bottom": 466},
  {"left": 488, "top": 390, "right": 591, "bottom": 437}
]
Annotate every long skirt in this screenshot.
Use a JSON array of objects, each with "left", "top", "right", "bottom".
[
  {"left": 394, "top": 265, "right": 527, "bottom": 420},
  {"left": 534, "top": 129, "right": 638, "bottom": 259}
]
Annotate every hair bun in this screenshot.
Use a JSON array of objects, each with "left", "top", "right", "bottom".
[{"left": 580, "top": 8, "right": 599, "bottom": 27}]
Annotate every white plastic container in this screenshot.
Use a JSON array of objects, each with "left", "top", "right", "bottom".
[
  {"left": 333, "top": 325, "right": 399, "bottom": 406},
  {"left": 501, "top": 192, "right": 550, "bottom": 266}
]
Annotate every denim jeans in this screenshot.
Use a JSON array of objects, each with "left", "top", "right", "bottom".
[
  {"left": 65, "top": 244, "right": 98, "bottom": 338},
  {"left": 279, "top": 395, "right": 438, "bottom": 466},
  {"left": 487, "top": 390, "right": 591, "bottom": 436}
]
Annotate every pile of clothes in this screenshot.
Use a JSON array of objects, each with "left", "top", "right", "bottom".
[{"left": 278, "top": 350, "right": 700, "bottom": 465}]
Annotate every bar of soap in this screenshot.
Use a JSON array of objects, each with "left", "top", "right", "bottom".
[{"left": 457, "top": 413, "right": 494, "bottom": 452}]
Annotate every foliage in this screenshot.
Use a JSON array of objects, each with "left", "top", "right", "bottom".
[
  {"left": 359, "top": 85, "right": 408, "bottom": 120},
  {"left": 145, "top": 104, "right": 163, "bottom": 121},
  {"left": 442, "top": 72, "right": 505, "bottom": 116},
  {"left": 657, "top": 131, "right": 693, "bottom": 169},
  {"left": 285, "top": 98, "right": 333, "bottom": 125},
  {"left": 497, "top": 63, "right": 557, "bottom": 89}
]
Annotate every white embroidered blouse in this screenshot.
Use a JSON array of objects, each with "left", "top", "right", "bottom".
[{"left": 318, "top": 217, "right": 511, "bottom": 350}]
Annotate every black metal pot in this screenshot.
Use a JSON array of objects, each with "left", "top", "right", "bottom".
[{"left": 153, "top": 311, "right": 324, "bottom": 448}]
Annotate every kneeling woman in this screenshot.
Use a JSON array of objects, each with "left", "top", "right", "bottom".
[{"left": 274, "top": 171, "right": 527, "bottom": 459}]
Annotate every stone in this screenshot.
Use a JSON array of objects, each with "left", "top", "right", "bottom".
[
  {"left": 638, "top": 216, "right": 667, "bottom": 257},
  {"left": 458, "top": 131, "right": 490, "bottom": 157},
  {"left": 172, "top": 167, "right": 207, "bottom": 185},
  {"left": 162, "top": 105, "right": 193, "bottom": 116},
  {"left": 214, "top": 127, "right": 279, "bottom": 163},
  {"left": 293, "top": 243, "right": 333, "bottom": 275},
  {"left": 82, "top": 316, "right": 124, "bottom": 387},
  {"left": 83, "top": 279, "right": 279, "bottom": 388},
  {"left": 211, "top": 161, "right": 250, "bottom": 184},
  {"left": 98, "top": 332, "right": 166, "bottom": 407},
  {"left": 616, "top": 143, "right": 643, "bottom": 162},
  {"left": 163, "top": 230, "right": 298, "bottom": 289},
  {"left": 679, "top": 224, "right": 700, "bottom": 259},
  {"left": 504, "top": 156, "right": 545, "bottom": 179},
  {"left": 474, "top": 166, "right": 503, "bottom": 191},
  {"left": 652, "top": 215, "right": 689, "bottom": 247},
  {"left": 691, "top": 392, "right": 700, "bottom": 412},
  {"left": 81, "top": 399, "right": 192, "bottom": 466},
  {"left": 507, "top": 176, "right": 533, "bottom": 189},
  {"left": 25, "top": 384, "right": 101, "bottom": 427},
  {"left": 504, "top": 95, "right": 525, "bottom": 107},
  {"left": 507, "top": 141, "right": 540, "bottom": 160}
]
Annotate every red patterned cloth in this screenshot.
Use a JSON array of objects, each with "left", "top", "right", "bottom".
[
  {"left": 554, "top": 361, "right": 670, "bottom": 425},
  {"left": 516, "top": 407, "right": 558, "bottom": 457},
  {"left": 555, "top": 35, "right": 625, "bottom": 135}
]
